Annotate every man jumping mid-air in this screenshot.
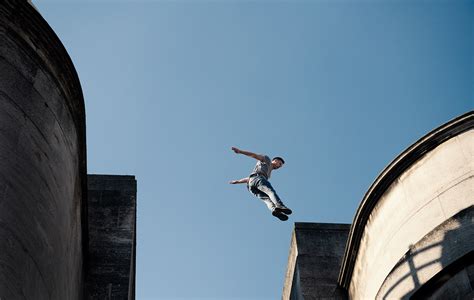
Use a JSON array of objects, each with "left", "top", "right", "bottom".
[{"left": 229, "top": 147, "right": 292, "bottom": 221}]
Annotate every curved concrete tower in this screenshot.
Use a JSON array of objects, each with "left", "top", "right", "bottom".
[
  {"left": 0, "top": 1, "right": 87, "bottom": 299},
  {"left": 338, "top": 111, "right": 474, "bottom": 299},
  {"left": 283, "top": 111, "right": 473, "bottom": 299}
]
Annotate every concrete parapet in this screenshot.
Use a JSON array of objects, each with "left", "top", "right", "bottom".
[
  {"left": 86, "top": 175, "right": 137, "bottom": 299},
  {"left": 282, "top": 222, "right": 350, "bottom": 300}
]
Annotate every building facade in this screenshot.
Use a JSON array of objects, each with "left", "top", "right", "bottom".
[
  {"left": 0, "top": 1, "right": 137, "bottom": 299},
  {"left": 284, "top": 111, "right": 474, "bottom": 299}
]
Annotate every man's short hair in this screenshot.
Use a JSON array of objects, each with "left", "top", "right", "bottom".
[{"left": 272, "top": 156, "right": 285, "bottom": 164}]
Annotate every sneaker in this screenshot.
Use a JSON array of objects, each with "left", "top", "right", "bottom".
[
  {"left": 274, "top": 205, "right": 292, "bottom": 215},
  {"left": 272, "top": 209, "right": 289, "bottom": 221}
]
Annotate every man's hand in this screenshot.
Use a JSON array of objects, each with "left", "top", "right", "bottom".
[
  {"left": 231, "top": 147, "right": 241, "bottom": 154},
  {"left": 231, "top": 147, "right": 264, "bottom": 162},
  {"left": 229, "top": 177, "right": 249, "bottom": 184}
]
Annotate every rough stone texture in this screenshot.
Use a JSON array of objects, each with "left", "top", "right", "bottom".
[
  {"left": 377, "top": 206, "right": 474, "bottom": 299},
  {"left": 0, "top": 1, "right": 87, "bottom": 299},
  {"left": 282, "top": 223, "right": 350, "bottom": 300},
  {"left": 86, "top": 175, "right": 137, "bottom": 300}
]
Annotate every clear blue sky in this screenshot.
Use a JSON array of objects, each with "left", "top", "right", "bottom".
[{"left": 34, "top": 1, "right": 473, "bottom": 299}]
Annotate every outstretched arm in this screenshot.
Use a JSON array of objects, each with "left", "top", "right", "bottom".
[
  {"left": 231, "top": 147, "right": 265, "bottom": 161},
  {"left": 229, "top": 177, "right": 249, "bottom": 184}
]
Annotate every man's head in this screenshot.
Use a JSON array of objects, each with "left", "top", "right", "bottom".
[{"left": 271, "top": 157, "right": 285, "bottom": 170}]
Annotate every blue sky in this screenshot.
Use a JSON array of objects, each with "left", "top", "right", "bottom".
[{"left": 34, "top": 1, "right": 473, "bottom": 299}]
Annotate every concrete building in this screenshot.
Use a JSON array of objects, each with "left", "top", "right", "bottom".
[
  {"left": 87, "top": 175, "right": 137, "bottom": 299},
  {"left": 0, "top": 1, "right": 136, "bottom": 299},
  {"left": 282, "top": 223, "right": 350, "bottom": 299},
  {"left": 283, "top": 111, "right": 474, "bottom": 299}
]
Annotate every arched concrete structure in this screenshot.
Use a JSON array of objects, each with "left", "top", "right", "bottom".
[
  {"left": 338, "top": 111, "right": 474, "bottom": 299},
  {"left": 0, "top": 1, "right": 87, "bottom": 299},
  {"left": 377, "top": 206, "right": 473, "bottom": 299}
]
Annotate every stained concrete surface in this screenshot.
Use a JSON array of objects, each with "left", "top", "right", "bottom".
[
  {"left": 86, "top": 175, "right": 137, "bottom": 300},
  {"left": 0, "top": 1, "right": 87, "bottom": 299},
  {"left": 0, "top": 2, "right": 138, "bottom": 300},
  {"left": 377, "top": 206, "right": 474, "bottom": 299},
  {"left": 282, "top": 223, "right": 350, "bottom": 300}
]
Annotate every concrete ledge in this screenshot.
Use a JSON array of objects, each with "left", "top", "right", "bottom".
[
  {"left": 283, "top": 222, "right": 350, "bottom": 300},
  {"left": 295, "top": 222, "right": 352, "bottom": 231},
  {"left": 86, "top": 175, "right": 137, "bottom": 299}
]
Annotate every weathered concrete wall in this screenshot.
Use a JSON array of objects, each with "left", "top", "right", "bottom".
[
  {"left": 282, "top": 223, "right": 350, "bottom": 300},
  {"left": 86, "top": 175, "right": 137, "bottom": 300},
  {"left": 342, "top": 115, "right": 474, "bottom": 299},
  {"left": 377, "top": 206, "right": 474, "bottom": 299},
  {"left": 0, "top": 1, "right": 87, "bottom": 299},
  {"left": 413, "top": 251, "right": 474, "bottom": 299}
]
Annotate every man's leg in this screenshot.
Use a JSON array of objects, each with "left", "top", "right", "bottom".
[
  {"left": 254, "top": 191, "right": 275, "bottom": 212},
  {"left": 256, "top": 179, "right": 292, "bottom": 215},
  {"left": 249, "top": 185, "right": 288, "bottom": 221}
]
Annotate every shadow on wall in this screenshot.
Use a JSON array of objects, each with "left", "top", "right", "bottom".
[{"left": 379, "top": 205, "right": 474, "bottom": 300}]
